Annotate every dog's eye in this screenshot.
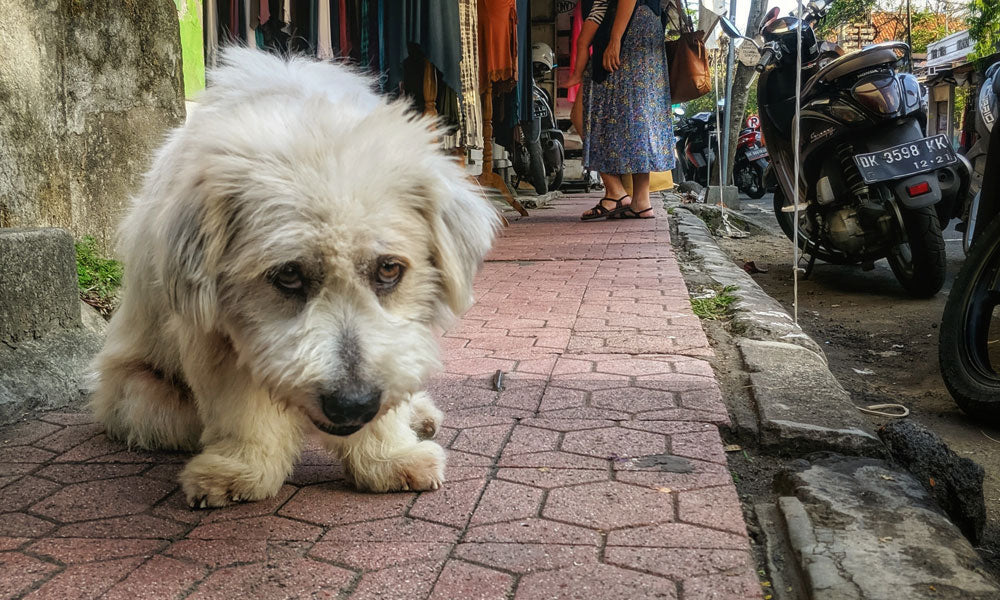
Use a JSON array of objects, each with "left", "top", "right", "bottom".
[
  {"left": 272, "top": 263, "right": 304, "bottom": 292},
  {"left": 374, "top": 257, "right": 405, "bottom": 290}
]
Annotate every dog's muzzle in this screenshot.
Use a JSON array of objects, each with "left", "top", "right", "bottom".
[{"left": 316, "top": 384, "right": 381, "bottom": 436}]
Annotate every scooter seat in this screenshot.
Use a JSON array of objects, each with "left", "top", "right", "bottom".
[{"left": 803, "top": 42, "right": 907, "bottom": 97}]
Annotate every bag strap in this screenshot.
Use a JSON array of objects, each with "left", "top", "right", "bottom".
[{"left": 670, "top": 0, "right": 693, "bottom": 33}]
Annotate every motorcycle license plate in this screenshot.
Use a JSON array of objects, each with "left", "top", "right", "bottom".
[
  {"left": 745, "top": 147, "right": 769, "bottom": 160},
  {"left": 852, "top": 135, "right": 958, "bottom": 184}
]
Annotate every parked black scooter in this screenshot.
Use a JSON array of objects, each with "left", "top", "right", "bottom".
[
  {"left": 939, "top": 68, "right": 1000, "bottom": 418},
  {"left": 954, "top": 61, "right": 1000, "bottom": 251},
  {"left": 511, "top": 43, "right": 565, "bottom": 194},
  {"left": 720, "top": 1, "right": 969, "bottom": 297}
]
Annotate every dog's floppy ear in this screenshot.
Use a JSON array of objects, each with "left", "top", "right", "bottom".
[
  {"left": 157, "top": 178, "right": 235, "bottom": 331},
  {"left": 427, "top": 176, "right": 501, "bottom": 319}
]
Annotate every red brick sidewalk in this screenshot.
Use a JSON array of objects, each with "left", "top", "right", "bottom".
[{"left": 0, "top": 194, "right": 761, "bottom": 599}]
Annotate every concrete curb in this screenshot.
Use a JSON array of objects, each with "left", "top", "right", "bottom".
[
  {"left": 667, "top": 201, "right": 884, "bottom": 458},
  {"left": 0, "top": 228, "right": 105, "bottom": 424}
]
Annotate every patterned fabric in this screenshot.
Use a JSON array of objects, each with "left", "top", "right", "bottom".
[
  {"left": 449, "top": 0, "right": 484, "bottom": 150},
  {"left": 583, "top": 5, "right": 675, "bottom": 174}
]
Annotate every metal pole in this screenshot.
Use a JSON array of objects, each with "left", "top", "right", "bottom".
[
  {"left": 906, "top": 0, "right": 913, "bottom": 72},
  {"left": 720, "top": 0, "right": 738, "bottom": 188}
]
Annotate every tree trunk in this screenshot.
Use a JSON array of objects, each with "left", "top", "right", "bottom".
[{"left": 722, "top": 0, "right": 768, "bottom": 186}]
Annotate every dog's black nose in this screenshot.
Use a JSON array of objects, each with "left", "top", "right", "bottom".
[{"left": 319, "top": 385, "right": 381, "bottom": 432}]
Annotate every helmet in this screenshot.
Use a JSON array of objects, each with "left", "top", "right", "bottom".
[{"left": 532, "top": 43, "right": 555, "bottom": 72}]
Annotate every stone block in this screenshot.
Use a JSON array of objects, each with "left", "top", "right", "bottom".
[
  {"left": 775, "top": 455, "right": 1000, "bottom": 599},
  {"left": 0, "top": 228, "right": 80, "bottom": 343},
  {"left": 739, "top": 339, "right": 885, "bottom": 457},
  {"left": 705, "top": 185, "right": 740, "bottom": 209},
  {"left": 0, "top": 0, "right": 185, "bottom": 252},
  {"left": 0, "top": 228, "right": 104, "bottom": 423},
  {"left": 879, "top": 419, "right": 986, "bottom": 544}
]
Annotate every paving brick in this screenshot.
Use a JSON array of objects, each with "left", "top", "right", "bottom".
[
  {"left": 49, "top": 435, "right": 123, "bottom": 462},
  {"left": 165, "top": 539, "right": 268, "bottom": 568},
  {"left": 37, "top": 412, "right": 94, "bottom": 426},
  {"left": 309, "top": 540, "right": 451, "bottom": 570},
  {"left": 0, "top": 537, "right": 27, "bottom": 551},
  {"left": 495, "top": 467, "right": 609, "bottom": 490},
  {"left": 33, "top": 463, "right": 147, "bottom": 484},
  {"left": 0, "top": 475, "right": 61, "bottom": 512},
  {"left": 681, "top": 571, "right": 765, "bottom": 599},
  {"left": 0, "top": 512, "right": 56, "bottom": 537},
  {"left": 670, "top": 430, "right": 728, "bottom": 465},
  {"left": 186, "top": 558, "right": 354, "bottom": 599},
  {"left": 0, "top": 446, "right": 56, "bottom": 463},
  {"left": 502, "top": 425, "right": 561, "bottom": 455},
  {"left": 408, "top": 478, "right": 486, "bottom": 528},
  {"left": 614, "top": 457, "right": 734, "bottom": 492},
  {"left": 201, "top": 484, "right": 297, "bottom": 523},
  {"left": 53, "top": 515, "right": 188, "bottom": 539},
  {"left": 562, "top": 426, "right": 667, "bottom": 460},
  {"left": 31, "top": 476, "right": 174, "bottom": 522},
  {"left": 320, "top": 517, "right": 460, "bottom": 543},
  {"left": 33, "top": 424, "right": 103, "bottom": 453},
  {"left": 2, "top": 421, "right": 63, "bottom": 447},
  {"left": 187, "top": 515, "right": 324, "bottom": 541},
  {"left": 349, "top": 560, "right": 443, "bottom": 600},
  {"left": 28, "top": 538, "right": 167, "bottom": 563},
  {"left": 605, "top": 547, "right": 754, "bottom": 580},
  {"left": 23, "top": 557, "right": 146, "bottom": 600},
  {"left": 0, "top": 462, "right": 36, "bottom": 478},
  {"left": 465, "top": 518, "right": 600, "bottom": 545},
  {"left": 544, "top": 481, "right": 674, "bottom": 530},
  {"left": 278, "top": 483, "right": 413, "bottom": 527},
  {"left": 455, "top": 542, "right": 599, "bottom": 574},
  {"left": 515, "top": 563, "right": 677, "bottom": 600},
  {"left": 677, "top": 486, "right": 748, "bottom": 535},
  {"left": 428, "top": 559, "right": 514, "bottom": 600},
  {"left": 589, "top": 387, "right": 676, "bottom": 413},
  {"left": 0, "top": 552, "right": 61, "bottom": 599},
  {"left": 470, "top": 480, "right": 544, "bottom": 525},
  {"left": 448, "top": 421, "right": 512, "bottom": 456},
  {"left": 102, "top": 555, "right": 204, "bottom": 600},
  {"left": 498, "top": 450, "right": 609, "bottom": 469}
]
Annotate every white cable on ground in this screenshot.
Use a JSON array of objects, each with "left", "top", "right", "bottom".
[{"left": 856, "top": 404, "right": 910, "bottom": 418}]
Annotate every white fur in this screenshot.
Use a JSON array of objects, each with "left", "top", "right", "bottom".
[{"left": 90, "top": 48, "right": 499, "bottom": 507}]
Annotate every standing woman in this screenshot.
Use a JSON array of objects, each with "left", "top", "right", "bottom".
[{"left": 579, "top": 0, "right": 675, "bottom": 220}]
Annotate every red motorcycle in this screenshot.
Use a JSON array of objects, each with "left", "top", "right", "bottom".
[{"left": 734, "top": 115, "right": 769, "bottom": 199}]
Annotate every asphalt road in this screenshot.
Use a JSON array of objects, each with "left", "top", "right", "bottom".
[{"left": 716, "top": 192, "right": 1000, "bottom": 570}]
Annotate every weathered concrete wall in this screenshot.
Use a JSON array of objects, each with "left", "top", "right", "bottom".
[{"left": 0, "top": 0, "right": 185, "bottom": 254}]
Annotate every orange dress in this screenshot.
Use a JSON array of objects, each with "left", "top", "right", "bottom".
[{"left": 478, "top": 0, "right": 518, "bottom": 92}]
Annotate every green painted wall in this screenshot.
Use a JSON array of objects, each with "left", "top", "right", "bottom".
[{"left": 175, "top": 0, "right": 205, "bottom": 98}]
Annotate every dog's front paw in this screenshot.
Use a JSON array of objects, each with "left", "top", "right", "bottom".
[
  {"left": 179, "top": 452, "right": 282, "bottom": 508},
  {"left": 397, "top": 441, "right": 446, "bottom": 491},
  {"left": 347, "top": 440, "right": 446, "bottom": 493}
]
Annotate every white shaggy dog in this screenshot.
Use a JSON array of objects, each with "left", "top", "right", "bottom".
[{"left": 90, "top": 48, "right": 499, "bottom": 508}]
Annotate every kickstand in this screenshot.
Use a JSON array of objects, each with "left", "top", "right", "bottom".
[{"left": 803, "top": 249, "right": 817, "bottom": 279}]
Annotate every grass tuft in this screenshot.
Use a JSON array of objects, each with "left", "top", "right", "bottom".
[
  {"left": 75, "top": 236, "right": 123, "bottom": 316},
  {"left": 690, "top": 285, "right": 738, "bottom": 320}
]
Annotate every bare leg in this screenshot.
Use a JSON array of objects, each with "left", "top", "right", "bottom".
[
  {"left": 177, "top": 333, "right": 304, "bottom": 508},
  {"left": 631, "top": 172, "right": 651, "bottom": 211},
  {"left": 322, "top": 401, "right": 446, "bottom": 493}
]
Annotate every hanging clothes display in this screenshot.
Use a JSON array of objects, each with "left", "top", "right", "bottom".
[
  {"left": 456, "top": 0, "right": 483, "bottom": 150},
  {"left": 201, "top": 0, "right": 485, "bottom": 156},
  {"left": 478, "top": 0, "right": 518, "bottom": 92}
]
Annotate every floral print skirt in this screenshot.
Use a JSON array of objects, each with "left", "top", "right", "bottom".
[{"left": 583, "top": 5, "right": 676, "bottom": 175}]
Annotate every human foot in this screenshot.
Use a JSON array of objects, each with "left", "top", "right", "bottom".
[{"left": 581, "top": 195, "right": 631, "bottom": 220}]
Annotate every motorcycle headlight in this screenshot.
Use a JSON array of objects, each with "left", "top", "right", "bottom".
[{"left": 852, "top": 76, "right": 902, "bottom": 116}]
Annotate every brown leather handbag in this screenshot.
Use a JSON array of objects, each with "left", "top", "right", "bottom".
[{"left": 664, "top": 0, "right": 710, "bottom": 103}]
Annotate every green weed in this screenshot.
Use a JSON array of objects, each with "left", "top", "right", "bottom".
[
  {"left": 75, "top": 236, "right": 123, "bottom": 315},
  {"left": 690, "top": 285, "right": 738, "bottom": 320}
]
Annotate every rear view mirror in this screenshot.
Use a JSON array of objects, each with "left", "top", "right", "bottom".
[{"left": 719, "top": 16, "right": 742, "bottom": 38}]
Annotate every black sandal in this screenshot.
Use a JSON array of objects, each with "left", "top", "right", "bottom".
[
  {"left": 581, "top": 195, "right": 630, "bottom": 221},
  {"left": 616, "top": 206, "right": 655, "bottom": 219}
]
